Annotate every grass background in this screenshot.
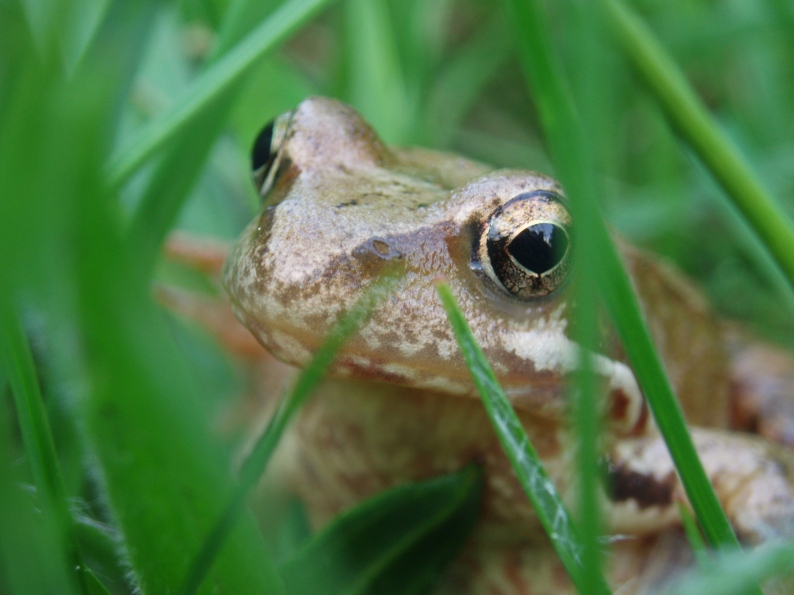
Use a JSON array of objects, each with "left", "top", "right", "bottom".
[{"left": 1, "top": 0, "right": 794, "bottom": 593}]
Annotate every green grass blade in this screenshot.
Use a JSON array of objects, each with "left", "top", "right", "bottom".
[
  {"left": 435, "top": 282, "right": 612, "bottom": 595},
  {"left": 344, "top": 0, "right": 412, "bottom": 144},
  {"left": 591, "top": 191, "right": 743, "bottom": 554},
  {"left": 126, "top": 92, "right": 237, "bottom": 272},
  {"left": 178, "top": 269, "right": 402, "bottom": 595},
  {"left": 69, "top": 73, "right": 283, "bottom": 595},
  {"left": 424, "top": 11, "right": 511, "bottom": 147},
  {"left": 279, "top": 465, "right": 483, "bottom": 595},
  {"left": 504, "top": 0, "right": 745, "bottom": 557},
  {"left": 212, "top": 0, "right": 283, "bottom": 59},
  {"left": 0, "top": 310, "right": 89, "bottom": 594},
  {"left": 126, "top": 0, "right": 289, "bottom": 270},
  {"left": 564, "top": 4, "right": 611, "bottom": 588},
  {"left": 0, "top": 384, "right": 77, "bottom": 595},
  {"left": 75, "top": 515, "right": 129, "bottom": 592},
  {"left": 602, "top": 0, "right": 794, "bottom": 293},
  {"left": 677, "top": 503, "right": 710, "bottom": 568},
  {"left": 84, "top": 573, "right": 112, "bottom": 595},
  {"left": 106, "top": 0, "right": 335, "bottom": 189},
  {"left": 655, "top": 542, "right": 794, "bottom": 595}
]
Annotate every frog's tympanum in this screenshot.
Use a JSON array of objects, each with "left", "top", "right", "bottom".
[{"left": 218, "top": 97, "right": 794, "bottom": 593}]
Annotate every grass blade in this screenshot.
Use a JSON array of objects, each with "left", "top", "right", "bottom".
[
  {"left": 0, "top": 383, "right": 77, "bottom": 595},
  {"left": 677, "top": 503, "right": 710, "bottom": 568},
  {"left": 0, "top": 309, "right": 90, "bottom": 594},
  {"left": 504, "top": 0, "right": 745, "bottom": 557},
  {"left": 564, "top": 4, "right": 611, "bottom": 588},
  {"left": 435, "top": 282, "right": 611, "bottom": 595},
  {"left": 68, "top": 68, "right": 283, "bottom": 594},
  {"left": 126, "top": 0, "right": 287, "bottom": 271},
  {"left": 344, "top": 0, "right": 412, "bottom": 144},
  {"left": 279, "top": 465, "right": 483, "bottom": 595},
  {"left": 424, "top": 11, "right": 511, "bottom": 147},
  {"left": 106, "top": 0, "right": 335, "bottom": 189},
  {"left": 655, "top": 541, "right": 794, "bottom": 595},
  {"left": 602, "top": 0, "right": 794, "bottom": 293},
  {"left": 126, "top": 92, "right": 237, "bottom": 272},
  {"left": 178, "top": 269, "right": 402, "bottom": 595}
]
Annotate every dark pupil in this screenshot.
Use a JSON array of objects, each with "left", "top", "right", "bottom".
[
  {"left": 251, "top": 119, "right": 275, "bottom": 172},
  {"left": 507, "top": 223, "right": 568, "bottom": 274}
]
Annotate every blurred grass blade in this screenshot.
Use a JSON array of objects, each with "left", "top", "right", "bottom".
[
  {"left": 75, "top": 515, "right": 129, "bottom": 593},
  {"left": 106, "top": 0, "right": 334, "bottom": 189},
  {"left": 84, "top": 573, "right": 111, "bottom": 595},
  {"left": 126, "top": 94, "right": 236, "bottom": 272},
  {"left": 179, "top": 269, "right": 402, "bottom": 595},
  {"left": 601, "top": 0, "right": 794, "bottom": 293},
  {"left": 279, "top": 465, "right": 483, "bottom": 595},
  {"left": 0, "top": 382, "right": 77, "bottom": 595},
  {"left": 677, "top": 503, "right": 709, "bottom": 568},
  {"left": 273, "top": 500, "right": 312, "bottom": 561},
  {"left": 344, "top": 0, "right": 412, "bottom": 144},
  {"left": 126, "top": 0, "right": 283, "bottom": 270},
  {"left": 565, "top": 3, "right": 609, "bottom": 587},
  {"left": 424, "top": 11, "right": 511, "bottom": 147},
  {"left": 655, "top": 541, "right": 794, "bottom": 595},
  {"left": 60, "top": 0, "right": 110, "bottom": 75},
  {"left": 70, "top": 74, "right": 283, "bottom": 595},
  {"left": 504, "top": 0, "right": 745, "bottom": 557},
  {"left": 435, "top": 282, "right": 611, "bottom": 595},
  {"left": 212, "top": 0, "right": 282, "bottom": 59},
  {"left": 0, "top": 309, "right": 89, "bottom": 594},
  {"left": 20, "top": 0, "right": 60, "bottom": 58}
]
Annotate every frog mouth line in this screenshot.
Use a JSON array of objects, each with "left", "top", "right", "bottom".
[{"left": 240, "top": 302, "right": 646, "bottom": 433}]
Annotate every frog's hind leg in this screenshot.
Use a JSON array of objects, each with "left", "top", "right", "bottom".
[
  {"left": 155, "top": 284, "right": 266, "bottom": 359},
  {"left": 723, "top": 324, "right": 794, "bottom": 447},
  {"left": 606, "top": 427, "right": 794, "bottom": 545},
  {"left": 156, "top": 231, "right": 264, "bottom": 358},
  {"left": 164, "top": 230, "right": 230, "bottom": 279}
]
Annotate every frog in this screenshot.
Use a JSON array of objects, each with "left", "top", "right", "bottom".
[{"left": 164, "top": 96, "right": 794, "bottom": 594}]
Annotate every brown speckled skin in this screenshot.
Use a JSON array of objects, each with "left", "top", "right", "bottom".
[{"left": 223, "top": 97, "right": 794, "bottom": 593}]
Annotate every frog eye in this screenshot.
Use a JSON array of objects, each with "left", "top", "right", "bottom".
[
  {"left": 251, "top": 111, "right": 293, "bottom": 197},
  {"left": 478, "top": 190, "right": 572, "bottom": 300}
]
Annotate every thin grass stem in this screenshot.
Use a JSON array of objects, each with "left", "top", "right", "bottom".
[
  {"left": 0, "top": 308, "right": 90, "bottom": 594},
  {"left": 602, "top": 0, "right": 794, "bottom": 293},
  {"left": 436, "top": 282, "right": 612, "bottom": 595},
  {"left": 178, "top": 270, "right": 401, "bottom": 595},
  {"left": 105, "top": 0, "right": 334, "bottom": 190},
  {"left": 504, "top": 0, "right": 749, "bottom": 564}
]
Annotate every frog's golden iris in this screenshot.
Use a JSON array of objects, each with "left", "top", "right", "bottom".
[{"left": 478, "top": 189, "right": 572, "bottom": 300}]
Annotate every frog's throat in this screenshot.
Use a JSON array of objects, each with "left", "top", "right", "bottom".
[{"left": 500, "top": 328, "right": 645, "bottom": 433}]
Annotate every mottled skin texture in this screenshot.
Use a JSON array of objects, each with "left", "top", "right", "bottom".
[{"left": 218, "top": 97, "right": 794, "bottom": 593}]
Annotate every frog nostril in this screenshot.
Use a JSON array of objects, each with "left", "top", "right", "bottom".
[
  {"left": 369, "top": 237, "right": 402, "bottom": 260},
  {"left": 372, "top": 239, "right": 392, "bottom": 256},
  {"left": 353, "top": 237, "right": 403, "bottom": 261}
]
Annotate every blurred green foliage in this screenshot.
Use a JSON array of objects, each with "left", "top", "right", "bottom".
[{"left": 1, "top": 0, "right": 794, "bottom": 593}]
